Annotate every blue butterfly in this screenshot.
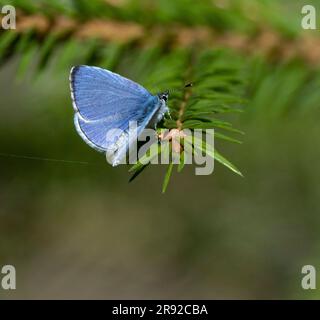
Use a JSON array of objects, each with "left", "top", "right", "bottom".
[{"left": 69, "top": 65, "right": 169, "bottom": 166}]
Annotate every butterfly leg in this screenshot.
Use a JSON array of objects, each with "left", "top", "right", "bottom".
[{"left": 164, "top": 108, "right": 172, "bottom": 121}]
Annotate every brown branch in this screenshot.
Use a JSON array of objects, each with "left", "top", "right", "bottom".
[
  {"left": 176, "top": 88, "right": 192, "bottom": 130},
  {"left": 9, "top": 12, "right": 320, "bottom": 65}
]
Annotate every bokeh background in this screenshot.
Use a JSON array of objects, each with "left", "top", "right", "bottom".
[{"left": 1, "top": 0, "right": 320, "bottom": 299}]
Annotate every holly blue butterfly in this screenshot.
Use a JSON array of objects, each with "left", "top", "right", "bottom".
[{"left": 69, "top": 65, "right": 169, "bottom": 166}]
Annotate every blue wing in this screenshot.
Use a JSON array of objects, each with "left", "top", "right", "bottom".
[{"left": 70, "top": 65, "right": 160, "bottom": 165}]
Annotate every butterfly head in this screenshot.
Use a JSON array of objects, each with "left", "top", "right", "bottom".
[{"left": 158, "top": 90, "right": 169, "bottom": 102}]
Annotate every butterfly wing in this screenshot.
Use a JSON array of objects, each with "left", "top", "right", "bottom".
[{"left": 70, "top": 65, "right": 160, "bottom": 165}]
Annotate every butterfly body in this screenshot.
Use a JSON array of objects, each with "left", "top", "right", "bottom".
[
  {"left": 69, "top": 65, "right": 169, "bottom": 166},
  {"left": 148, "top": 96, "right": 169, "bottom": 129}
]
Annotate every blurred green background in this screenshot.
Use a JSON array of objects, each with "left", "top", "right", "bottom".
[{"left": 1, "top": 0, "right": 320, "bottom": 299}]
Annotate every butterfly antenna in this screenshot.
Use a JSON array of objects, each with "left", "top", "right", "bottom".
[{"left": 168, "top": 82, "right": 193, "bottom": 94}]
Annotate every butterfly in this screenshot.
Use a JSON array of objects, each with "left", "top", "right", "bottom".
[{"left": 69, "top": 65, "right": 169, "bottom": 166}]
